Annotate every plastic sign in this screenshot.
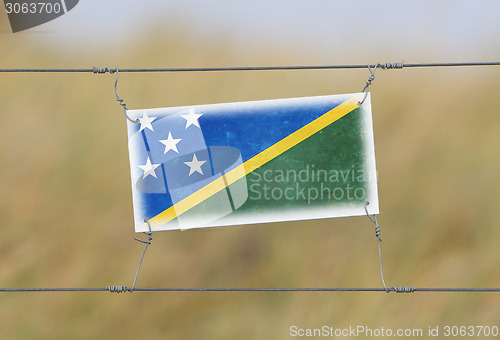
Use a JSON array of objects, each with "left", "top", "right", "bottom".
[{"left": 126, "top": 93, "right": 379, "bottom": 232}]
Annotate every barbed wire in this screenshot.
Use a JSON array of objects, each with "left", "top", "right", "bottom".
[
  {"left": 1, "top": 60, "right": 499, "bottom": 294},
  {"left": 0, "top": 61, "right": 499, "bottom": 73},
  {"left": 0, "top": 287, "right": 499, "bottom": 293}
]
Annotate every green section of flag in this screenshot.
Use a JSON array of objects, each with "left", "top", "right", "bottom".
[{"left": 231, "top": 106, "right": 366, "bottom": 216}]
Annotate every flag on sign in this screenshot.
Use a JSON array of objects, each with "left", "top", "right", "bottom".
[{"left": 126, "top": 93, "right": 378, "bottom": 232}]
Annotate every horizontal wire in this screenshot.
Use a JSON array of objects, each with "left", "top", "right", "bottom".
[
  {"left": 1, "top": 287, "right": 499, "bottom": 293},
  {"left": 1, "top": 61, "right": 499, "bottom": 294},
  {"left": 0, "top": 62, "right": 499, "bottom": 73}
]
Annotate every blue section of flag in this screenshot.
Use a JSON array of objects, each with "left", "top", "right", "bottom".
[
  {"left": 128, "top": 108, "right": 210, "bottom": 225},
  {"left": 137, "top": 110, "right": 206, "bottom": 163},
  {"left": 199, "top": 97, "right": 343, "bottom": 161},
  {"left": 165, "top": 149, "right": 214, "bottom": 202},
  {"left": 140, "top": 192, "right": 173, "bottom": 222}
]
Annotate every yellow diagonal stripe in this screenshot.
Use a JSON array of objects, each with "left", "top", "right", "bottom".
[{"left": 148, "top": 94, "right": 362, "bottom": 229}]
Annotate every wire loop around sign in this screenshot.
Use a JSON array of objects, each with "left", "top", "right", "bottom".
[
  {"left": 129, "top": 219, "right": 154, "bottom": 292},
  {"left": 364, "top": 201, "right": 389, "bottom": 292},
  {"left": 358, "top": 61, "right": 404, "bottom": 106},
  {"left": 92, "top": 66, "right": 139, "bottom": 123},
  {"left": 113, "top": 68, "right": 139, "bottom": 123},
  {"left": 364, "top": 202, "right": 415, "bottom": 294},
  {"left": 358, "top": 64, "right": 379, "bottom": 106},
  {"left": 108, "top": 220, "right": 153, "bottom": 293}
]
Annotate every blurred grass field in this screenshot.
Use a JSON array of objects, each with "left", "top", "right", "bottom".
[{"left": 1, "top": 16, "right": 500, "bottom": 340}]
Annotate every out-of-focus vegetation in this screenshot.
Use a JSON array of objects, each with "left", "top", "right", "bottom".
[{"left": 0, "top": 15, "right": 499, "bottom": 340}]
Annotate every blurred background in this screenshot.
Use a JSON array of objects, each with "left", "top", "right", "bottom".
[{"left": 1, "top": 1, "right": 500, "bottom": 339}]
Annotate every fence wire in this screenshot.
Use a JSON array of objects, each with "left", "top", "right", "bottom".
[
  {"left": 0, "top": 61, "right": 499, "bottom": 73},
  {"left": 1, "top": 60, "right": 499, "bottom": 294},
  {"left": 1, "top": 287, "right": 499, "bottom": 294}
]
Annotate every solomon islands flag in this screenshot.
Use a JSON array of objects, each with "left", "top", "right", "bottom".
[{"left": 126, "top": 93, "right": 378, "bottom": 232}]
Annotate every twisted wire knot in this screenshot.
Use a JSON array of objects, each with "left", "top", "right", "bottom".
[
  {"left": 374, "top": 220, "right": 382, "bottom": 242},
  {"left": 391, "top": 286, "right": 416, "bottom": 293},
  {"left": 358, "top": 64, "right": 379, "bottom": 105},
  {"left": 134, "top": 230, "right": 153, "bottom": 245},
  {"left": 358, "top": 61, "right": 404, "bottom": 105},
  {"left": 362, "top": 67, "right": 377, "bottom": 93},
  {"left": 364, "top": 202, "right": 382, "bottom": 242},
  {"left": 380, "top": 61, "right": 404, "bottom": 69},
  {"left": 92, "top": 67, "right": 116, "bottom": 74},
  {"left": 108, "top": 286, "right": 129, "bottom": 293},
  {"left": 363, "top": 73, "right": 375, "bottom": 90}
]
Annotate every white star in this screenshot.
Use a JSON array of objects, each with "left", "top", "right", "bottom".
[
  {"left": 138, "top": 157, "right": 160, "bottom": 179},
  {"left": 184, "top": 153, "right": 207, "bottom": 176},
  {"left": 180, "top": 108, "right": 202, "bottom": 129},
  {"left": 159, "top": 132, "right": 181, "bottom": 154},
  {"left": 139, "top": 112, "right": 157, "bottom": 132}
]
